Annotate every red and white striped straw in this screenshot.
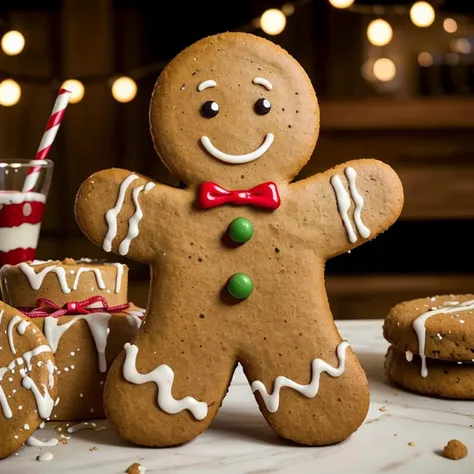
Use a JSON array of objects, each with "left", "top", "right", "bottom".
[{"left": 22, "top": 87, "right": 71, "bottom": 192}]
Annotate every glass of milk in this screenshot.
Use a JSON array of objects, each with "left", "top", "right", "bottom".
[{"left": 0, "top": 159, "right": 53, "bottom": 267}]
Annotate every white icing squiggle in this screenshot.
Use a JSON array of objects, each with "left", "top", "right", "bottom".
[
  {"left": 18, "top": 262, "right": 71, "bottom": 294},
  {"left": 330, "top": 175, "right": 357, "bottom": 243},
  {"left": 103, "top": 174, "right": 138, "bottom": 252},
  {"left": 251, "top": 341, "right": 349, "bottom": 413},
  {"left": 44, "top": 313, "right": 111, "bottom": 372},
  {"left": 344, "top": 167, "right": 370, "bottom": 239},
  {"left": 22, "top": 376, "right": 55, "bottom": 419},
  {"left": 330, "top": 167, "right": 370, "bottom": 243},
  {"left": 119, "top": 185, "right": 144, "bottom": 256},
  {"left": 17, "top": 320, "right": 30, "bottom": 335},
  {"left": 7, "top": 315, "right": 22, "bottom": 354},
  {"left": 0, "top": 368, "right": 12, "bottom": 418},
  {"left": 122, "top": 343, "right": 208, "bottom": 420},
  {"left": 405, "top": 351, "right": 414, "bottom": 362},
  {"left": 72, "top": 267, "right": 106, "bottom": 291},
  {"left": 413, "top": 299, "right": 474, "bottom": 377}
]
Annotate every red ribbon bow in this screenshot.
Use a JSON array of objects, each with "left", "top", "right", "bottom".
[
  {"left": 21, "top": 296, "right": 130, "bottom": 319},
  {"left": 198, "top": 181, "right": 281, "bottom": 210}
]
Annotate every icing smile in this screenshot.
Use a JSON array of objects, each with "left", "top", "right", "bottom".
[{"left": 200, "top": 133, "right": 274, "bottom": 164}]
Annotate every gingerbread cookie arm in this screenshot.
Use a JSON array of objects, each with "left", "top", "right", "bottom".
[
  {"left": 75, "top": 168, "right": 179, "bottom": 264},
  {"left": 290, "top": 159, "right": 403, "bottom": 259}
]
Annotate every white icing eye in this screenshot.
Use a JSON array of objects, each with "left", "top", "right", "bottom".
[
  {"left": 255, "top": 98, "right": 271, "bottom": 115},
  {"left": 201, "top": 101, "right": 219, "bottom": 118}
]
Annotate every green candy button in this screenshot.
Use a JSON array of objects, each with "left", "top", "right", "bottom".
[
  {"left": 228, "top": 217, "right": 253, "bottom": 243},
  {"left": 226, "top": 273, "right": 254, "bottom": 299}
]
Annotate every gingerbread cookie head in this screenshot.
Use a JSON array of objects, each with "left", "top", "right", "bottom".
[{"left": 150, "top": 32, "right": 319, "bottom": 188}]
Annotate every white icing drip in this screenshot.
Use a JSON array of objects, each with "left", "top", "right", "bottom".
[
  {"left": 251, "top": 341, "right": 349, "bottom": 413},
  {"left": 7, "top": 315, "right": 22, "bottom": 354},
  {"left": 0, "top": 309, "right": 3, "bottom": 325},
  {"left": 413, "top": 299, "right": 474, "bottom": 377},
  {"left": 125, "top": 313, "right": 142, "bottom": 329},
  {"left": 253, "top": 77, "right": 273, "bottom": 90},
  {"left": 67, "top": 422, "right": 96, "bottom": 433},
  {"left": 119, "top": 185, "right": 145, "bottom": 256},
  {"left": 330, "top": 175, "right": 357, "bottom": 243},
  {"left": 18, "top": 262, "right": 71, "bottom": 294},
  {"left": 22, "top": 345, "right": 52, "bottom": 371},
  {"left": 106, "top": 263, "right": 124, "bottom": 293},
  {"left": 122, "top": 343, "right": 208, "bottom": 420},
  {"left": 197, "top": 79, "right": 216, "bottom": 91},
  {"left": 27, "top": 436, "right": 58, "bottom": 447},
  {"left": 44, "top": 313, "right": 112, "bottom": 372},
  {"left": 36, "top": 452, "right": 54, "bottom": 462},
  {"left": 200, "top": 133, "right": 274, "bottom": 164},
  {"left": 17, "top": 320, "right": 30, "bottom": 335},
  {"left": 22, "top": 376, "right": 55, "bottom": 419},
  {"left": 405, "top": 351, "right": 414, "bottom": 362},
  {"left": 103, "top": 174, "right": 139, "bottom": 252},
  {"left": 344, "top": 167, "right": 370, "bottom": 239},
  {"left": 72, "top": 267, "right": 106, "bottom": 290}
]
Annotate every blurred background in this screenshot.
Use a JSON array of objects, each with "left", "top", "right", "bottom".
[{"left": 0, "top": 0, "right": 473, "bottom": 318}]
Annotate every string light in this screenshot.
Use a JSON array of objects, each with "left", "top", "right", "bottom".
[
  {"left": 328, "top": 0, "right": 355, "bottom": 8},
  {"left": 410, "top": 2, "right": 435, "bottom": 28},
  {"left": 443, "top": 18, "right": 457, "bottom": 33},
  {"left": 418, "top": 52, "right": 433, "bottom": 67},
  {"left": 373, "top": 58, "right": 396, "bottom": 82},
  {"left": 1, "top": 31, "right": 25, "bottom": 56},
  {"left": 111, "top": 76, "right": 137, "bottom": 103},
  {"left": 451, "top": 38, "right": 471, "bottom": 54},
  {"left": 367, "top": 19, "right": 393, "bottom": 47},
  {"left": 61, "top": 79, "right": 84, "bottom": 104},
  {"left": 0, "top": 79, "right": 21, "bottom": 106},
  {"left": 260, "top": 9, "right": 287, "bottom": 35}
]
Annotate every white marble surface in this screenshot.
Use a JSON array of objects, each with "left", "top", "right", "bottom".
[{"left": 2, "top": 319, "right": 473, "bottom": 473}]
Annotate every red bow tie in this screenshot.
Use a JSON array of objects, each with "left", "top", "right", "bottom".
[{"left": 198, "top": 182, "right": 281, "bottom": 210}]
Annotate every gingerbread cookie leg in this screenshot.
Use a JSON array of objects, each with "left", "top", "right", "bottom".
[
  {"left": 240, "top": 332, "right": 369, "bottom": 446},
  {"left": 104, "top": 330, "right": 236, "bottom": 447}
]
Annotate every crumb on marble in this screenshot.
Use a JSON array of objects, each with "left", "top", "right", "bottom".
[
  {"left": 127, "top": 462, "right": 145, "bottom": 473},
  {"left": 379, "top": 407, "right": 387, "bottom": 412},
  {"left": 89, "top": 446, "right": 99, "bottom": 451},
  {"left": 408, "top": 442, "right": 415, "bottom": 447},
  {"left": 443, "top": 439, "right": 468, "bottom": 460}
]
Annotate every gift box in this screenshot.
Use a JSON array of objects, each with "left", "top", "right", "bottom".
[{"left": 0, "top": 258, "right": 144, "bottom": 421}]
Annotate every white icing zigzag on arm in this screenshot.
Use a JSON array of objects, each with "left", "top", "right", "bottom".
[
  {"left": 251, "top": 341, "right": 349, "bottom": 413},
  {"left": 330, "top": 166, "right": 370, "bottom": 243},
  {"left": 122, "top": 343, "right": 208, "bottom": 421}
]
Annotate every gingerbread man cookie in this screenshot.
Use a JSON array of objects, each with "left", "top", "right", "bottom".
[
  {"left": 0, "top": 302, "right": 59, "bottom": 458},
  {"left": 75, "top": 32, "right": 403, "bottom": 447}
]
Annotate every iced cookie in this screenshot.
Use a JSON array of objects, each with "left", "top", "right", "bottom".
[
  {"left": 75, "top": 32, "right": 403, "bottom": 447},
  {"left": 384, "top": 345, "right": 474, "bottom": 399},
  {"left": 0, "top": 258, "right": 143, "bottom": 420},
  {"left": 0, "top": 302, "right": 59, "bottom": 459},
  {"left": 383, "top": 294, "right": 474, "bottom": 375},
  {"left": 0, "top": 258, "right": 128, "bottom": 308}
]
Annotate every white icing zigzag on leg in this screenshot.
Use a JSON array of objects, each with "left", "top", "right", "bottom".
[
  {"left": 122, "top": 343, "right": 208, "bottom": 421},
  {"left": 251, "top": 341, "right": 350, "bottom": 413}
]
